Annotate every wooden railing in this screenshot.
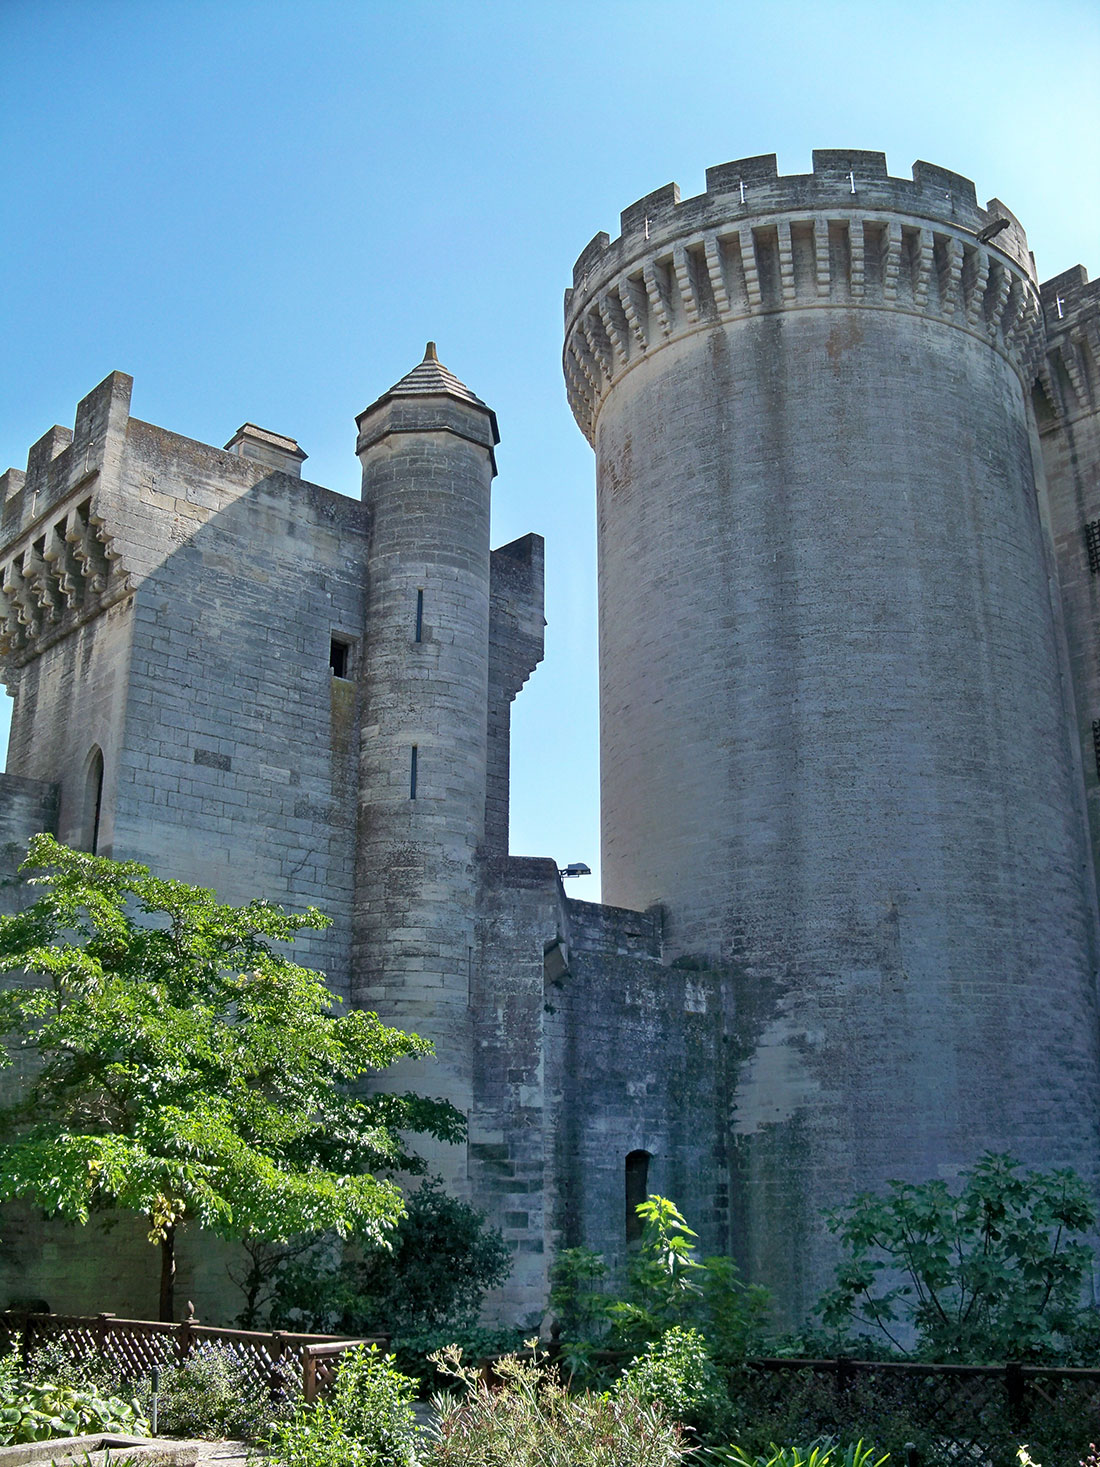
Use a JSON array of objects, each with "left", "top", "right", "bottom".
[
  {"left": 725, "top": 1356, "right": 1100, "bottom": 1467},
  {"left": 0, "top": 1305, "right": 384, "bottom": 1403}
]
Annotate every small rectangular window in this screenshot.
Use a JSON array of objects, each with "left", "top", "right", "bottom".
[
  {"left": 330, "top": 637, "right": 350, "bottom": 678},
  {"left": 1085, "top": 521, "right": 1100, "bottom": 576},
  {"left": 410, "top": 745, "right": 418, "bottom": 799},
  {"left": 415, "top": 589, "right": 424, "bottom": 643},
  {"left": 1092, "top": 720, "right": 1100, "bottom": 780},
  {"left": 625, "top": 1150, "right": 650, "bottom": 1245}
]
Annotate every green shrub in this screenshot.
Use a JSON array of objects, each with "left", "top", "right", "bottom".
[
  {"left": 157, "top": 1344, "right": 276, "bottom": 1441},
  {"left": 387, "top": 1323, "right": 527, "bottom": 1393},
  {"left": 266, "top": 1343, "right": 418, "bottom": 1467},
  {"left": 0, "top": 1343, "right": 20, "bottom": 1396},
  {"left": 0, "top": 1378, "right": 148, "bottom": 1445},
  {"left": 423, "top": 1343, "right": 689, "bottom": 1466},
  {"left": 615, "top": 1326, "right": 732, "bottom": 1443},
  {"left": 548, "top": 1245, "right": 612, "bottom": 1341},
  {"left": 269, "top": 1177, "right": 511, "bottom": 1338},
  {"left": 706, "top": 1444, "right": 888, "bottom": 1467},
  {"left": 816, "top": 1153, "right": 1096, "bottom": 1361},
  {"left": 25, "top": 1338, "right": 122, "bottom": 1395},
  {"left": 549, "top": 1196, "right": 771, "bottom": 1373}
]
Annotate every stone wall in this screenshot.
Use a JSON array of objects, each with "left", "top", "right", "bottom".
[
  {"left": 1037, "top": 266, "right": 1100, "bottom": 901},
  {"left": 564, "top": 154, "right": 1100, "bottom": 1322}
]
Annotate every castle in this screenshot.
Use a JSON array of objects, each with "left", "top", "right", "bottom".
[{"left": 1, "top": 148, "right": 1099, "bottom": 1329}]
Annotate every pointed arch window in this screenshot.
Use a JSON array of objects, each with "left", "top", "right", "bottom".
[{"left": 83, "top": 746, "right": 104, "bottom": 854}]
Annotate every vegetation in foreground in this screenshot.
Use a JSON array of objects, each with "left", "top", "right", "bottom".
[
  {"left": 2, "top": 845, "right": 1100, "bottom": 1462},
  {"left": 0, "top": 835, "right": 464, "bottom": 1321},
  {"left": 0, "top": 1341, "right": 148, "bottom": 1446}
]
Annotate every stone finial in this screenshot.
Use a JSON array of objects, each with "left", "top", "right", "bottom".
[{"left": 424, "top": 341, "right": 439, "bottom": 362}]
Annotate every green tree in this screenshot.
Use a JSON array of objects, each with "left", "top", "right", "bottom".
[
  {"left": 610, "top": 1197, "right": 771, "bottom": 1359},
  {"left": 247, "top": 1175, "right": 511, "bottom": 1337},
  {"left": 273, "top": 1175, "right": 510, "bottom": 1333},
  {"left": 0, "top": 835, "right": 464, "bottom": 1321},
  {"left": 816, "top": 1151, "right": 1096, "bottom": 1360}
]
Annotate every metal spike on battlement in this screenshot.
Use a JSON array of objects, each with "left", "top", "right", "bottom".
[
  {"left": 563, "top": 150, "right": 1045, "bottom": 442},
  {"left": 569, "top": 150, "right": 1033, "bottom": 297}
]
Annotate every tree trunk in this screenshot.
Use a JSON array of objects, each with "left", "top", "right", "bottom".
[{"left": 159, "top": 1223, "right": 176, "bottom": 1323}]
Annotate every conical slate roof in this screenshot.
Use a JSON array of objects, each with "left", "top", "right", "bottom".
[
  {"left": 358, "top": 342, "right": 496, "bottom": 431},
  {"left": 384, "top": 342, "right": 490, "bottom": 410}
]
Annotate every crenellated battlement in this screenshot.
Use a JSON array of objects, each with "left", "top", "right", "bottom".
[
  {"left": 1036, "top": 265, "right": 1100, "bottom": 425},
  {"left": 564, "top": 151, "right": 1041, "bottom": 443}
]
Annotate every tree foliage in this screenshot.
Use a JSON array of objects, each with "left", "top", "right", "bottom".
[
  {"left": 0, "top": 835, "right": 465, "bottom": 1318},
  {"left": 548, "top": 1195, "right": 771, "bottom": 1375},
  {"left": 816, "top": 1151, "right": 1097, "bottom": 1360},
  {"left": 264, "top": 1175, "right": 511, "bottom": 1334}
]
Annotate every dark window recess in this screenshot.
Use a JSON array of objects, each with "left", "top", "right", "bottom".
[
  {"left": 1085, "top": 522, "right": 1100, "bottom": 575},
  {"left": 625, "top": 1150, "right": 651, "bottom": 1244},
  {"left": 194, "top": 747, "right": 231, "bottom": 772},
  {"left": 330, "top": 637, "right": 350, "bottom": 678},
  {"left": 415, "top": 589, "right": 424, "bottom": 643},
  {"left": 410, "top": 745, "right": 418, "bottom": 799},
  {"left": 84, "top": 747, "right": 104, "bottom": 855},
  {"left": 1093, "top": 721, "right": 1100, "bottom": 780}
]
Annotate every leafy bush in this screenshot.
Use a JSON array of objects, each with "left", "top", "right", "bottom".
[
  {"left": 423, "top": 1343, "right": 689, "bottom": 1466},
  {"left": 548, "top": 1245, "right": 611, "bottom": 1341},
  {"left": 706, "top": 1443, "right": 888, "bottom": 1467},
  {"left": 25, "top": 1337, "right": 121, "bottom": 1395},
  {"left": 615, "top": 1326, "right": 732, "bottom": 1443},
  {"left": 548, "top": 1195, "right": 770, "bottom": 1370},
  {"left": 0, "top": 1377, "right": 148, "bottom": 1445},
  {"left": 266, "top": 1343, "right": 419, "bottom": 1467},
  {"left": 817, "top": 1152, "right": 1096, "bottom": 1361},
  {"left": 0, "top": 1343, "right": 20, "bottom": 1396},
  {"left": 387, "top": 1323, "right": 528, "bottom": 1393},
  {"left": 269, "top": 1177, "right": 511, "bottom": 1337},
  {"left": 157, "top": 1344, "right": 277, "bottom": 1441}
]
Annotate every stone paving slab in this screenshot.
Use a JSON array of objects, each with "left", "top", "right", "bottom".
[{"left": 0, "top": 1435, "right": 253, "bottom": 1466}]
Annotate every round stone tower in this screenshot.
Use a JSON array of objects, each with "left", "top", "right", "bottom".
[
  {"left": 353, "top": 344, "right": 498, "bottom": 1189},
  {"left": 564, "top": 151, "right": 1100, "bottom": 1317}
]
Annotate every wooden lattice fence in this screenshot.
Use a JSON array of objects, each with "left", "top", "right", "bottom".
[
  {"left": 0, "top": 1307, "right": 384, "bottom": 1403},
  {"left": 728, "top": 1357, "right": 1100, "bottom": 1467}
]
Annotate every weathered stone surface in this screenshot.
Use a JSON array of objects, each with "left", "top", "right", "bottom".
[
  {"left": 565, "top": 155, "right": 1100, "bottom": 1322},
  {"left": 0, "top": 151, "right": 1098, "bottom": 1333}
]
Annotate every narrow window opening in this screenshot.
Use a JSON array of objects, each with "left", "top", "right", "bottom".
[
  {"left": 410, "top": 745, "right": 418, "bottom": 799},
  {"left": 625, "top": 1149, "right": 651, "bottom": 1244},
  {"left": 415, "top": 589, "right": 424, "bottom": 643},
  {"left": 1092, "top": 721, "right": 1100, "bottom": 780},
  {"left": 330, "top": 637, "right": 350, "bottom": 678},
  {"left": 83, "top": 746, "right": 104, "bottom": 855},
  {"left": 1085, "top": 521, "right": 1100, "bottom": 576}
]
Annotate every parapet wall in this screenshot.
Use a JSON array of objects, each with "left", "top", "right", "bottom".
[
  {"left": 564, "top": 151, "right": 1042, "bottom": 443},
  {"left": 1038, "top": 265, "right": 1100, "bottom": 424}
]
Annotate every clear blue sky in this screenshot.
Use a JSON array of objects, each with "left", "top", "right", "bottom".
[{"left": 2, "top": 0, "right": 1098, "bottom": 898}]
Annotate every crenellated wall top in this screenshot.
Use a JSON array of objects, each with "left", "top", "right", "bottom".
[
  {"left": 569, "top": 152, "right": 1033, "bottom": 295},
  {"left": 563, "top": 151, "right": 1044, "bottom": 443},
  {"left": 1036, "top": 265, "right": 1100, "bottom": 427}
]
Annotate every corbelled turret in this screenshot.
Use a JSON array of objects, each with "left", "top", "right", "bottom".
[{"left": 352, "top": 343, "right": 498, "bottom": 1191}]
